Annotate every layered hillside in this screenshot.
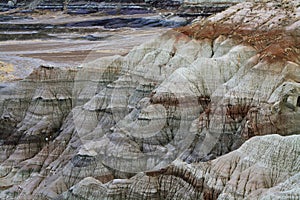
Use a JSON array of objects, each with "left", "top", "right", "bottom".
[
  {"left": 63, "top": 134, "right": 300, "bottom": 199},
  {"left": 0, "top": 0, "right": 299, "bottom": 199}
]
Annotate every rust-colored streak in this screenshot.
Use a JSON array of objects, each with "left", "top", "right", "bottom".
[{"left": 176, "top": 22, "right": 300, "bottom": 64}]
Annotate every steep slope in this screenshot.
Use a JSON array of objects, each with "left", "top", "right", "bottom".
[
  {"left": 0, "top": 0, "right": 299, "bottom": 199},
  {"left": 62, "top": 134, "right": 300, "bottom": 199}
]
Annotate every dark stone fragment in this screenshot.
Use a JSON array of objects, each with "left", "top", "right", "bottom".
[{"left": 71, "top": 154, "right": 96, "bottom": 167}]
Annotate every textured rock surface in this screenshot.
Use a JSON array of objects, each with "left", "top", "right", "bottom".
[
  {"left": 184, "top": 0, "right": 244, "bottom": 4},
  {"left": 0, "top": 0, "right": 299, "bottom": 199},
  {"left": 62, "top": 134, "right": 300, "bottom": 200}
]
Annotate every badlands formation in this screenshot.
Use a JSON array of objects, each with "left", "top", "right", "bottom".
[{"left": 0, "top": 0, "right": 300, "bottom": 199}]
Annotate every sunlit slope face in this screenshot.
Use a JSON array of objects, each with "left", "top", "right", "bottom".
[
  {"left": 63, "top": 134, "right": 300, "bottom": 200},
  {"left": 80, "top": 0, "right": 299, "bottom": 171},
  {"left": 0, "top": 0, "right": 299, "bottom": 199}
]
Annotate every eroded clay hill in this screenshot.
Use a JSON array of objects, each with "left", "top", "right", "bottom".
[{"left": 0, "top": 0, "right": 299, "bottom": 199}]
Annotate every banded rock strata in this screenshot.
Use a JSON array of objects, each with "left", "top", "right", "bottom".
[
  {"left": 62, "top": 134, "right": 300, "bottom": 200},
  {"left": 0, "top": 0, "right": 299, "bottom": 199}
]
